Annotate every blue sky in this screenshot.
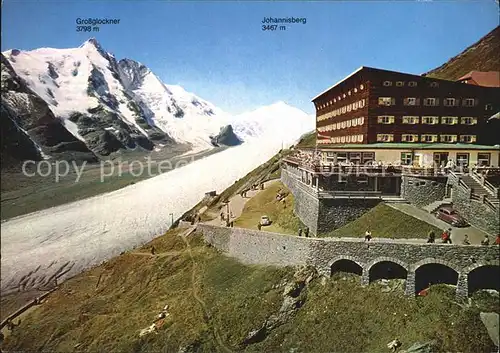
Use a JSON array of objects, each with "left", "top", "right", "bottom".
[{"left": 2, "top": 1, "right": 498, "bottom": 115}]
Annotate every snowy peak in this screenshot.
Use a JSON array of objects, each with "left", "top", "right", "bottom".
[{"left": 117, "top": 58, "right": 151, "bottom": 91}]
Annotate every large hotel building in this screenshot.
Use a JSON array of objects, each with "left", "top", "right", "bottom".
[
  {"left": 281, "top": 67, "right": 500, "bottom": 235},
  {"left": 312, "top": 67, "right": 499, "bottom": 168}
]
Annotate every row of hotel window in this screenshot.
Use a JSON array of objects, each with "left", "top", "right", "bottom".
[
  {"left": 377, "top": 116, "right": 478, "bottom": 125},
  {"left": 377, "top": 97, "right": 489, "bottom": 108},
  {"left": 315, "top": 79, "right": 440, "bottom": 111},
  {"left": 317, "top": 99, "right": 366, "bottom": 121},
  {"left": 317, "top": 97, "right": 491, "bottom": 117},
  {"left": 315, "top": 85, "right": 366, "bottom": 111},
  {"left": 317, "top": 134, "right": 477, "bottom": 144},
  {"left": 317, "top": 116, "right": 478, "bottom": 131},
  {"left": 376, "top": 134, "right": 476, "bottom": 143}
]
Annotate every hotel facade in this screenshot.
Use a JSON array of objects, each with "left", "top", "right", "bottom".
[{"left": 281, "top": 67, "right": 500, "bottom": 235}]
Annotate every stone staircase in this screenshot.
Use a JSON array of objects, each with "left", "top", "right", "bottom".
[
  {"left": 461, "top": 174, "right": 493, "bottom": 197},
  {"left": 423, "top": 198, "right": 452, "bottom": 214}
]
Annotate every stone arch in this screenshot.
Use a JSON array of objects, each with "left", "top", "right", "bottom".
[
  {"left": 412, "top": 258, "right": 459, "bottom": 294},
  {"left": 465, "top": 261, "right": 500, "bottom": 296},
  {"left": 329, "top": 255, "right": 364, "bottom": 277},
  {"left": 366, "top": 257, "right": 409, "bottom": 284}
]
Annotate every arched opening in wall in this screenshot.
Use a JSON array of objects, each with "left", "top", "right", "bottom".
[
  {"left": 331, "top": 259, "right": 362, "bottom": 278},
  {"left": 468, "top": 265, "right": 500, "bottom": 296},
  {"left": 369, "top": 261, "right": 407, "bottom": 283},
  {"left": 415, "top": 263, "right": 458, "bottom": 294}
]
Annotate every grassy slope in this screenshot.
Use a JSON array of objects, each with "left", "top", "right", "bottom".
[
  {"left": 295, "top": 131, "right": 316, "bottom": 148},
  {"left": 424, "top": 26, "right": 500, "bottom": 80},
  {"left": 323, "top": 203, "right": 442, "bottom": 239},
  {"left": 234, "top": 181, "right": 305, "bottom": 234},
  {"left": 3, "top": 228, "right": 497, "bottom": 353},
  {"left": 234, "top": 182, "right": 440, "bottom": 239}
]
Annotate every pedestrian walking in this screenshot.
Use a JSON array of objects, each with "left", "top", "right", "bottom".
[
  {"left": 481, "top": 235, "right": 490, "bottom": 246},
  {"left": 462, "top": 234, "right": 470, "bottom": 245},
  {"left": 151, "top": 246, "right": 156, "bottom": 255},
  {"left": 257, "top": 223, "right": 262, "bottom": 231},
  {"left": 496, "top": 234, "right": 500, "bottom": 245},
  {"left": 441, "top": 228, "right": 452, "bottom": 244},
  {"left": 364, "top": 230, "right": 372, "bottom": 242},
  {"left": 304, "top": 227, "right": 309, "bottom": 238},
  {"left": 298, "top": 228, "right": 303, "bottom": 237},
  {"left": 426, "top": 231, "right": 435, "bottom": 243}
]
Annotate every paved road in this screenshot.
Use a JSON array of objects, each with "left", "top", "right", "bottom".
[{"left": 386, "top": 203, "right": 491, "bottom": 245}]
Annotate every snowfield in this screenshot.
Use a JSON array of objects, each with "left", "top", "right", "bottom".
[{"left": 1, "top": 120, "right": 314, "bottom": 295}]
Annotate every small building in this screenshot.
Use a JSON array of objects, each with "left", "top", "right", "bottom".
[{"left": 456, "top": 71, "right": 500, "bottom": 88}]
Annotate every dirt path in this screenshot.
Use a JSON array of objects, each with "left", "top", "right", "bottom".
[
  {"left": 180, "top": 227, "right": 233, "bottom": 353},
  {"left": 205, "top": 179, "right": 279, "bottom": 226}
]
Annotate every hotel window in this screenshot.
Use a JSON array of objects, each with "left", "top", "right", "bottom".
[
  {"left": 347, "top": 120, "right": 352, "bottom": 127},
  {"left": 444, "top": 98, "right": 456, "bottom": 106},
  {"left": 461, "top": 117, "right": 477, "bottom": 125},
  {"left": 485, "top": 104, "right": 493, "bottom": 111},
  {"left": 404, "top": 97, "right": 418, "bottom": 106},
  {"left": 358, "top": 135, "right": 364, "bottom": 142},
  {"left": 377, "top": 134, "right": 394, "bottom": 142},
  {"left": 383, "top": 81, "right": 393, "bottom": 87},
  {"left": 441, "top": 116, "right": 458, "bottom": 125},
  {"left": 421, "top": 134, "right": 438, "bottom": 143},
  {"left": 346, "top": 135, "right": 351, "bottom": 143},
  {"left": 378, "top": 97, "right": 395, "bottom": 106},
  {"left": 338, "top": 96, "right": 341, "bottom": 101},
  {"left": 422, "top": 116, "right": 439, "bottom": 125},
  {"left": 343, "top": 94, "right": 346, "bottom": 98},
  {"left": 354, "top": 88, "right": 358, "bottom": 93},
  {"left": 341, "top": 121, "right": 346, "bottom": 129},
  {"left": 440, "top": 135, "right": 457, "bottom": 143},
  {"left": 347, "top": 104, "right": 352, "bottom": 112},
  {"left": 402, "top": 134, "right": 418, "bottom": 142},
  {"left": 402, "top": 116, "right": 419, "bottom": 124},
  {"left": 463, "top": 98, "right": 476, "bottom": 107},
  {"left": 377, "top": 115, "right": 395, "bottom": 124},
  {"left": 430, "top": 82, "right": 439, "bottom": 87},
  {"left": 360, "top": 84, "right": 364, "bottom": 90},
  {"left": 353, "top": 101, "right": 359, "bottom": 109},
  {"left": 460, "top": 135, "right": 476, "bottom": 143},
  {"left": 401, "top": 152, "right": 413, "bottom": 165},
  {"left": 456, "top": 153, "right": 470, "bottom": 167},
  {"left": 396, "top": 81, "right": 404, "bottom": 87},
  {"left": 340, "top": 136, "right": 346, "bottom": 143},
  {"left": 359, "top": 99, "right": 366, "bottom": 108},
  {"left": 359, "top": 117, "right": 365, "bottom": 124},
  {"left": 352, "top": 119, "right": 357, "bottom": 127},
  {"left": 336, "top": 122, "right": 341, "bottom": 129},
  {"left": 408, "top": 81, "right": 418, "bottom": 87},
  {"left": 424, "top": 98, "right": 438, "bottom": 106},
  {"left": 342, "top": 106, "right": 346, "bottom": 114},
  {"left": 348, "top": 90, "right": 352, "bottom": 96},
  {"left": 478, "top": 153, "right": 491, "bottom": 166}
]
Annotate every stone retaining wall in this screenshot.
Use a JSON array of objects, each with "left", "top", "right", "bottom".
[
  {"left": 281, "top": 169, "right": 319, "bottom": 235},
  {"left": 448, "top": 177, "right": 500, "bottom": 235},
  {"left": 197, "top": 224, "right": 500, "bottom": 299},
  {"left": 401, "top": 176, "right": 446, "bottom": 207},
  {"left": 318, "top": 198, "right": 380, "bottom": 234}
]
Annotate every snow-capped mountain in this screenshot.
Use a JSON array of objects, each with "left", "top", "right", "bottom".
[{"left": 2, "top": 38, "right": 314, "bottom": 163}]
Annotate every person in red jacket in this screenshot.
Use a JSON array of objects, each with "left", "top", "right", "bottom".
[{"left": 495, "top": 234, "right": 500, "bottom": 245}]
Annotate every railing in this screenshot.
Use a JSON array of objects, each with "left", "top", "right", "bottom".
[
  {"left": 471, "top": 168, "right": 499, "bottom": 197},
  {"left": 483, "top": 196, "right": 499, "bottom": 212}
]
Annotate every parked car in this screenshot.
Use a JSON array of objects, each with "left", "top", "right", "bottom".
[
  {"left": 435, "top": 206, "right": 469, "bottom": 227},
  {"left": 260, "top": 215, "right": 271, "bottom": 226}
]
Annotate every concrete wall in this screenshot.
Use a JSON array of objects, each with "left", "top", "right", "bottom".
[
  {"left": 197, "top": 224, "right": 500, "bottom": 299},
  {"left": 281, "top": 169, "right": 319, "bottom": 235},
  {"left": 448, "top": 177, "right": 500, "bottom": 235},
  {"left": 401, "top": 176, "right": 447, "bottom": 207},
  {"left": 317, "top": 198, "right": 380, "bottom": 233}
]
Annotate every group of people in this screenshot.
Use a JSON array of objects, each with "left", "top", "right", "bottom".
[
  {"left": 298, "top": 227, "right": 310, "bottom": 237},
  {"left": 427, "top": 229, "right": 500, "bottom": 245}
]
